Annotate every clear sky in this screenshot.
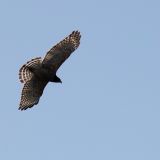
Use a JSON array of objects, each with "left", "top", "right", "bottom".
[{"left": 0, "top": 0, "right": 160, "bottom": 160}]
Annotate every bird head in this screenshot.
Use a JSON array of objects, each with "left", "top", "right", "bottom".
[{"left": 53, "top": 75, "right": 62, "bottom": 83}]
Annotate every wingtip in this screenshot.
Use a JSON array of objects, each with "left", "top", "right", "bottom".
[
  {"left": 18, "top": 101, "right": 38, "bottom": 111},
  {"left": 18, "top": 107, "right": 23, "bottom": 111},
  {"left": 71, "top": 30, "right": 81, "bottom": 40},
  {"left": 72, "top": 30, "right": 81, "bottom": 35},
  {"left": 18, "top": 106, "right": 32, "bottom": 111},
  {"left": 18, "top": 106, "right": 25, "bottom": 111},
  {"left": 18, "top": 103, "right": 33, "bottom": 111}
]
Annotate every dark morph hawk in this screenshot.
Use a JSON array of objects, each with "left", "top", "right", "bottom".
[{"left": 19, "top": 31, "right": 81, "bottom": 110}]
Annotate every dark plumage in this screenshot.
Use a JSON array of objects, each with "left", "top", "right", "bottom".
[{"left": 19, "top": 31, "right": 81, "bottom": 110}]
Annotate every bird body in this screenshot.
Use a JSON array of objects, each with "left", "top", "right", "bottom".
[{"left": 19, "top": 31, "right": 81, "bottom": 110}]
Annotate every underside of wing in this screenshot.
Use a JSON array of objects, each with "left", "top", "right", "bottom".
[
  {"left": 19, "top": 76, "right": 48, "bottom": 110},
  {"left": 42, "top": 31, "right": 81, "bottom": 72}
]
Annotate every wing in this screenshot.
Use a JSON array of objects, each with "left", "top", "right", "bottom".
[
  {"left": 19, "top": 76, "right": 48, "bottom": 110},
  {"left": 42, "top": 31, "right": 81, "bottom": 72}
]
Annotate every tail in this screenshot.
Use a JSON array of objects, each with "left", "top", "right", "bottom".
[{"left": 19, "top": 57, "right": 42, "bottom": 83}]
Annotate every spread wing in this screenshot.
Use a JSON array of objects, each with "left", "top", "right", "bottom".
[
  {"left": 42, "top": 31, "right": 81, "bottom": 72},
  {"left": 19, "top": 76, "right": 48, "bottom": 110}
]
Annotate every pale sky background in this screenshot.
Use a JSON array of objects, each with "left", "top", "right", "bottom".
[{"left": 0, "top": 0, "right": 160, "bottom": 160}]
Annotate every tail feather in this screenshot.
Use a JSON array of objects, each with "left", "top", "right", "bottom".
[{"left": 19, "top": 57, "right": 42, "bottom": 83}]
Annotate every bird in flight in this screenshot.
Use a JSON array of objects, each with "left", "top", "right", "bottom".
[{"left": 19, "top": 31, "right": 81, "bottom": 110}]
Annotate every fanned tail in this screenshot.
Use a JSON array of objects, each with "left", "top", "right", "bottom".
[{"left": 19, "top": 57, "right": 42, "bottom": 83}]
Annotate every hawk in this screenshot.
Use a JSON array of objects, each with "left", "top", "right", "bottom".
[{"left": 19, "top": 31, "right": 81, "bottom": 110}]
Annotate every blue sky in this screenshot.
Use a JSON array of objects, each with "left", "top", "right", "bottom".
[{"left": 0, "top": 0, "right": 160, "bottom": 159}]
